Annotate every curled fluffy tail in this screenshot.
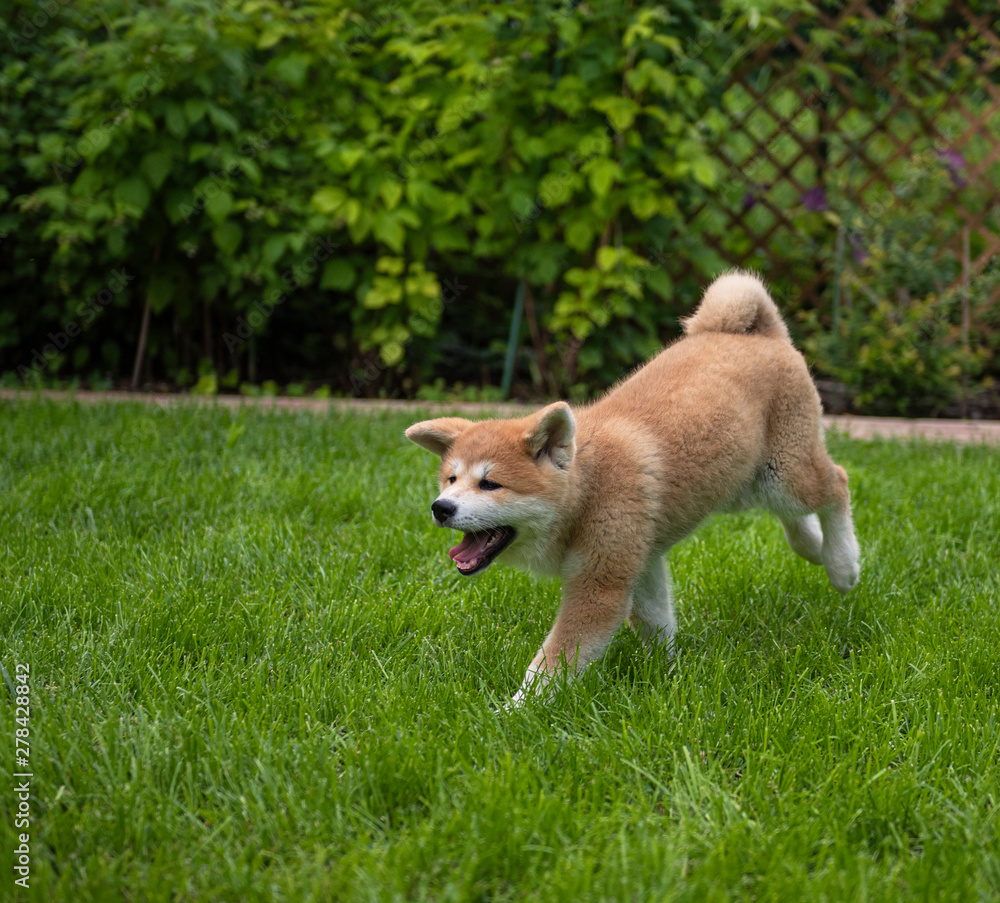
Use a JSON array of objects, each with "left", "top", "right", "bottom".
[{"left": 682, "top": 270, "right": 791, "bottom": 342}]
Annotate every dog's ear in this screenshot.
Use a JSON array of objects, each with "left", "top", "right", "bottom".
[
  {"left": 405, "top": 418, "right": 471, "bottom": 457},
  {"left": 524, "top": 402, "right": 576, "bottom": 469}
]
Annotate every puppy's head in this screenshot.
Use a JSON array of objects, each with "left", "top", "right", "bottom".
[{"left": 405, "top": 402, "right": 576, "bottom": 575}]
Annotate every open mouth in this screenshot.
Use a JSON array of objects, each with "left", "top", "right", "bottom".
[{"left": 448, "top": 526, "right": 517, "bottom": 576}]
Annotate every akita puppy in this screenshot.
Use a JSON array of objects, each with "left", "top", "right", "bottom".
[{"left": 406, "top": 271, "right": 860, "bottom": 705}]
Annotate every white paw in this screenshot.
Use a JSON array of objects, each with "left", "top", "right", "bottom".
[
  {"left": 502, "top": 690, "right": 527, "bottom": 711},
  {"left": 828, "top": 554, "right": 860, "bottom": 593}
]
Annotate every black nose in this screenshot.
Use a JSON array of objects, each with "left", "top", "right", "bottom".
[{"left": 431, "top": 499, "right": 457, "bottom": 522}]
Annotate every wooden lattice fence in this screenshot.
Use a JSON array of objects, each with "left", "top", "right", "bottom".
[{"left": 665, "top": 1, "right": 1000, "bottom": 314}]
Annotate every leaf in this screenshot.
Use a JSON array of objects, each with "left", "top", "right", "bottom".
[
  {"left": 556, "top": 15, "right": 581, "bottom": 46},
  {"left": 84, "top": 201, "right": 113, "bottom": 222},
  {"left": 148, "top": 274, "right": 174, "bottom": 313},
  {"left": 590, "top": 96, "right": 641, "bottom": 132},
  {"left": 596, "top": 246, "right": 619, "bottom": 272},
  {"left": 126, "top": 71, "right": 157, "bottom": 97},
  {"left": 430, "top": 224, "right": 470, "bottom": 252},
  {"left": 550, "top": 74, "right": 588, "bottom": 116},
  {"left": 374, "top": 211, "right": 405, "bottom": 253},
  {"left": 375, "top": 256, "right": 406, "bottom": 276},
  {"left": 380, "top": 179, "right": 403, "bottom": 211},
  {"left": 140, "top": 151, "right": 172, "bottom": 190},
  {"left": 165, "top": 104, "right": 188, "bottom": 138},
  {"left": 340, "top": 147, "right": 365, "bottom": 171},
  {"left": 380, "top": 339, "right": 406, "bottom": 367},
  {"left": 343, "top": 199, "right": 362, "bottom": 226},
  {"left": 205, "top": 190, "right": 235, "bottom": 224},
  {"left": 625, "top": 67, "right": 649, "bottom": 94},
  {"left": 629, "top": 61, "right": 677, "bottom": 98},
  {"left": 311, "top": 187, "right": 347, "bottom": 214},
  {"left": 684, "top": 75, "right": 706, "bottom": 99},
  {"left": 653, "top": 34, "right": 684, "bottom": 55},
  {"left": 257, "top": 23, "right": 288, "bottom": 49},
  {"left": 191, "top": 372, "right": 218, "bottom": 395},
  {"left": 447, "top": 146, "right": 484, "bottom": 168},
  {"left": 113, "top": 176, "right": 151, "bottom": 214},
  {"left": 236, "top": 156, "right": 262, "bottom": 185},
  {"left": 659, "top": 196, "right": 677, "bottom": 217},
  {"left": 212, "top": 221, "right": 243, "bottom": 255},
  {"left": 208, "top": 104, "right": 240, "bottom": 134},
  {"left": 207, "top": 105, "right": 240, "bottom": 134},
  {"left": 272, "top": 53, "right": 311, "bottom": 89},
  {"left": 184, "top": 98, "right": 209, "bottom": 125},
  {"left": 538, "top": 171, "right": 577, "bottom": 209},
  {"left": 563, "top": 267, "right": 598, "bottom": 292},
  {"left": 645, "top": 268, "right": 672, "bottom": 300},
  {"left": 396, "top": 207, "right": 421, "bottom": 229},
  {"left": 36, "top": 185, "right": 68, "bottom": 214},
  {"left": 38, "top": 132, "right": 65, "bottom": 158},
  {"left": 565, "top": 218, "right": 595, "bottom": 252},
  {"left": 623, "top": 22, "right": 653, "bottom": 49},
  {"left": 409, "top": 311, "right": 437, "bottom": 337},
  {"left": 628, "top": 192, "right": 660, "bottom": 221},
  {"left": 525, "top": 244, "right": 563, "bottom": 285},
  {"left": 363, "top": 277, "right": 404, "bottom": 309},
  {"left": 404, "top": 267, "right": 440, "bottom": 300},
  {"left": 261, "top": 234, "right": 286, "bottom": 267},
  {"left": 691, "top": 158, "right": 717, "bottom": 187},
  {"left": 71, "top": 169, "right": 103, "bottom": 198},
  {"left": 321, "top": 259, "right": 356, "bottom": 290},
  {"left": 587, "top": 159, "right": 622, "bottom": 198},
  {"left": 188, "top": 143, "right": 216, "bottom": 163}
]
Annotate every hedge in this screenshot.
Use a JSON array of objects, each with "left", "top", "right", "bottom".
[{"left": 1, "top": 0, "right": 997, "bottom": 412}]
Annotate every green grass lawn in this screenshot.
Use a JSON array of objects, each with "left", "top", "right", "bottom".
[{"left": 1, "top": 398, "right": 998, "bottom": 901}]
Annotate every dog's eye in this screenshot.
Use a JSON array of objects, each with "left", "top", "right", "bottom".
[
  {"left": 447, "top": 475, "right": 456, "bottom": 484},
  {"left": 479, "top": 478, "right": 502, "bottom": 491}
]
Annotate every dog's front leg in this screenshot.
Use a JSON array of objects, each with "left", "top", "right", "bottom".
[{"left": 510, "top": 578, "right": 631, "bottom": 706}]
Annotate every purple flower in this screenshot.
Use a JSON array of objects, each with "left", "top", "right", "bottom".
[
  {"left": 937, "top": 149, "right": 967, "bottom": 188},
  {"left": 801, "top": 186, "right": 828, "bottom": 212},
  {"left": 740, "top": 182, "right": 770, "bottom": 211},
  {"left": 937, "top": 149, "right": 965, "bottom": 170},
  {"left": 850, "top": 233, "right": 868, "bottom": 263}
]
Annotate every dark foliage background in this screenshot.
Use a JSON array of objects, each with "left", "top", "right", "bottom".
[{"left": 1, "top": 0, "right": 997, "bottom": 412}]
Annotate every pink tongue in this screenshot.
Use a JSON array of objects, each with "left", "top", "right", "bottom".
[{"left": 449, "top": 531, "right": 491, "bottom": 563}]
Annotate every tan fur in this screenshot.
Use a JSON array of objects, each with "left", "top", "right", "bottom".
[
  {"left": 406, "top": 271, "right": 860, "bottom": 705},
  {"left": 683, "top": 268, "right": 791, "bottom": 342}
]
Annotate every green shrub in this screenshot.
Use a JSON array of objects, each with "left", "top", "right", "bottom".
[
  {"left": 2, "top": 0, "right": 995, "bottom": 412},
  {"left": 803, "top": 159, "right": 998, "bottom": 416},
  {"left": 1, "top": 0, "right": 762, "bottom": 395}
]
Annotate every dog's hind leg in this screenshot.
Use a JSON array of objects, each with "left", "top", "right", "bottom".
[
  {"left": 781, "top": 452, "right": 860, "bottom": 593},
  {"left": 817, "top": 471, "right": 860, "bottom": 593},
  {"left": 628, "top": 554, "right": 677, "bottom": 654},
  {"left": 780, "top": 513, "right": 824, "bottom": 565}
]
